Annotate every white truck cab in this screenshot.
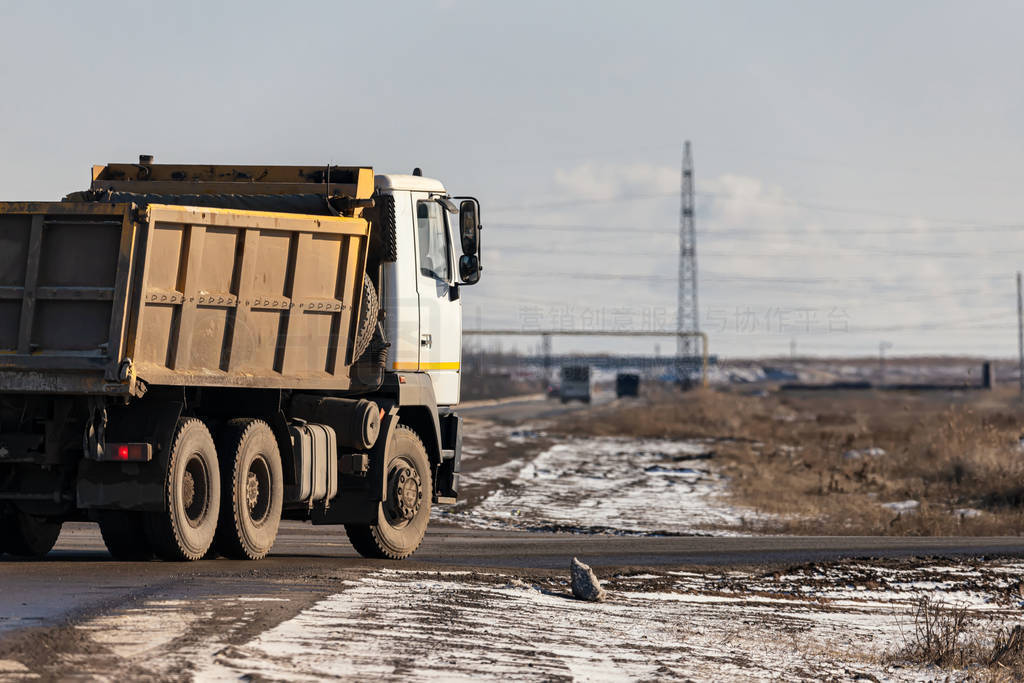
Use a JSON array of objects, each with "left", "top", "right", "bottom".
[{"left": 376, "top": 173, "right": 478, "bottom": 407}]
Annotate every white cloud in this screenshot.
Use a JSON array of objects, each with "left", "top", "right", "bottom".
[
  {"left": 699, "top": 173, "right": 790, "bottom": 227},
  {"left": 553, "top": 162, "right": 677, "bottom": 201}
]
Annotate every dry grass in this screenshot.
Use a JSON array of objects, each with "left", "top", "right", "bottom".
[
  {"left": 887, "top": 598, "right": 1024, "bottom": 677},
  {"left": 461, "top": 372, "right": 544, "bottom": 402},
  {"left": 557, "top": 385, "right": 1024, "bottom": 535}
]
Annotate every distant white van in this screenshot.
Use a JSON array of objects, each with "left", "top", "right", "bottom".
[{"left": 559, "top": 365, "right": 592, "bottom": 403}]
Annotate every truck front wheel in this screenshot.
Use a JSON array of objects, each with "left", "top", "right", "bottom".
[
  {"left": 214, "top": 419, "right": 283, "bottom": 560},
  {"left": 0, "top": 508, "right": 62, "bottom": 558},
  {"left": 345, "top": 426, "right": 431, "bottom": 560},
  {"left": 144, "top": 418, "right": 221, "bottom": 561}
]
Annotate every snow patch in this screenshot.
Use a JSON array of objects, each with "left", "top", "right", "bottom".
[
  {"left": 882, "top": 500, "right": 920, "bottom": 513},
  {"left": 843, "top": 447, "right": 887, "bottom": 460},
  {"left": 189, "top": 564, "right": 1024, "bottom": 681},
  {"left": 58, "top": 561, "right": 1024, "bottom": 681},
  {"left": 441, "top": 436, "right": 763, "bottom": 535},
  {"left": 76, "top": 602, "right": 203, "bottom": 659}
]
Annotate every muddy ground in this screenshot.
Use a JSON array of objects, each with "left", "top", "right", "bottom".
[{"left": 2, "top": 553, "right": 1023, "bottom": 681}]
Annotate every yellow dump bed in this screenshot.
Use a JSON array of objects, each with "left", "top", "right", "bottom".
[{"left": 0, "top": 171, "right": 374, "bottom": 395}]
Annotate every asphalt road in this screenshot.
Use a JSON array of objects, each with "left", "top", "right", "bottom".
[{"left": 458, "top": 391, "right": 614, "bottom": 422}]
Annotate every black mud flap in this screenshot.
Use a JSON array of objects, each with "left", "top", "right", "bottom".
[
  {"left": 76, "top": 459, "right": 166, "bottom": 511},
  {"left": 76, "top": 396, "right": 182, "bottom": 511},
  {"left": 435, "top": 412, "right": 462, "bottom": 504}
]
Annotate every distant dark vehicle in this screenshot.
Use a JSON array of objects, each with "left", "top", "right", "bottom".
[
  {"left": 559, "top": 365, "right": 591, "bottom": 403},
  {"left": 546, "top": 383, "right": 560, "bottom": 399},
  {"left": 615, "top": 373, "right": 640, "bottom": 398},
  {"left": 762, "top": 366, "right": 799, "bottom": 382}
]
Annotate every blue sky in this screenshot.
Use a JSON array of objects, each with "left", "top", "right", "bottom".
[{"left": 2, "top": 0, "right": 1022, "bottom": 357}]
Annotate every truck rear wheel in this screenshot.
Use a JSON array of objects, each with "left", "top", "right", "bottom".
[
  {"left": 0, "top": 509, "right": 62, "bottom": 558},
  {"left": 345, "top": 425, "right": 431, "bottom": 560},
  {"left": 144, "top": 418, "right": 220, "bottom": 561},
  {"left": 214, "top": 419, "right": 283, "bottom": 560},
  {"left": 97, "top": 511, "right": 153, "bottom": 561}
]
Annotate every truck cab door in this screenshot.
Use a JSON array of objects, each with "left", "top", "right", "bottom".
[{"left": 411, "top": 192, "right": 462, "bottom": 405}]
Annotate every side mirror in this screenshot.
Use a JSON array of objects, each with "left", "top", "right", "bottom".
[
  {"left": 459, "top": 200, "right": 480, "bottom": 255},
  {"left": 459, "top": 254, "right": 481, "bottom": 285}
]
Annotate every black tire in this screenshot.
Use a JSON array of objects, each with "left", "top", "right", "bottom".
[
  {"left": 214, "top": 419, "right": 283, "bottom": 560},
  {"left": 345, "top": 426, "right": 431, "bottom": 560},
  {"left": 353, "top": 274, "right": 378, "bottom": 361},
  {"left": 0, "top": 507, "right": 9, "bottom": 556},
  {"left": 144, "top": 418, "right": 220, "bottom": 561},
  {"left": 98, "top": 511, "right": 153, "bottom": 561},
  {"left": 1, "top": 509, "right": 62, "bottom": 558}
]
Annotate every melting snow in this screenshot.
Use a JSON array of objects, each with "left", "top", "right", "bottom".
[
  {"left": 59, "top": 561, "right": 1024, "bottom": 681},
  {"left": 75, "top": 600, "right": 205, "bottom": 659},
  {"left": 189, "top": 572, "right": 892, "bottom": 681},
  {"left": 442, "top": 436, "right": 762, "bottom": 535},
  {"left": 192, "top": 564, "right": 1024, "bottom": 681},
  {"left": 881, "top": 500, "right": 921, "bottom": 513},
  {"left": 842, "top": 447, "right": 887, "bottom": 460}
]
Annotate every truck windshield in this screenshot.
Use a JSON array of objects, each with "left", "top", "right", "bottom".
[{"left": 416, "top": 200, "right": 451, "bottom": 282}]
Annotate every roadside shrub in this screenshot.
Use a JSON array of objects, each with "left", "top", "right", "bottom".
[
  {"left": 892, "top": 598, "right": 977, "bottom": 668},
  {"left": 888, "top": 598, "right": 1024, "bottom": 676}
]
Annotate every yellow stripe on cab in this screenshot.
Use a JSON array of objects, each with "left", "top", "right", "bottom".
[{"left": 392, "top": 362, "right": 461, "bottom": 371}]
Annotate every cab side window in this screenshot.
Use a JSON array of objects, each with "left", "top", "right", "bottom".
[{"left": 416, "top": 200, "right": 451, "bottom": 282}]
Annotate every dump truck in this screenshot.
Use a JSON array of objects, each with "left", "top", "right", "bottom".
[
  {"left": 559, "top": 365, "right": 591, "bottom": 403},
  {"left": 0, "top": 158, "right": 482, "bottom": 561}
]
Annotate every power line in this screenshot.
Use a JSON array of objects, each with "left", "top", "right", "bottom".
[
  {"left": 851, "top": 312, "right": 1013, "bottom": 333},
  {"left": 485, "top": 276, "right": 1012, "bottom": 305},
  {"left": 489, "top": 188, "right": 1023, "bottom": 228},
  {"left": 490, "top": 244, "right": 1024, "bottom": 259},
  {"left": 487, "top": 220, "right": 1024, "bottom": 237},
  {"left": 466, "top": 316, "right": 1014, "bottom": 335},
  {"left": 492, "top": 268, "right": 1012, "bottom": 286}
]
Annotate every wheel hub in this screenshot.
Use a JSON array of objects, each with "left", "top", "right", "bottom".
[
  {"left": 183, "top": 470, "right": 195, "bottom": 509},
  {"left": 387, "top": 463, "right": 422, "bottom": 522},
  {"left": 246, "top": 472, "right": 260, "bottom": 511},
  {"left": 244, "top": 455, "right": 272, "bottom": 525},
  {"left": 181, "top": 454, "right": 210, "bottom": 527}
]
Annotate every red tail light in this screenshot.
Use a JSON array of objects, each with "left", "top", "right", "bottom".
[{"left": 104, "top": 443, "right": 152, "bottom": 462}]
